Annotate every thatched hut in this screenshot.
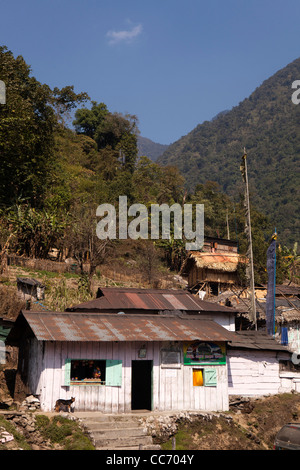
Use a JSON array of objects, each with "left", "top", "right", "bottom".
[{"left": 180, "top": 237, "right": 245, "bottom": 296}]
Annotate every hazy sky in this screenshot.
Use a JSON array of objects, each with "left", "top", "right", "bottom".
[{"left": 1, "top": 0, "right": 300, "bottom": 144}]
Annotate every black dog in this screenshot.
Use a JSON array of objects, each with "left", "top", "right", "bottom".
[{"left": 55, "top": 397, "right": 75, "bottom": 413}]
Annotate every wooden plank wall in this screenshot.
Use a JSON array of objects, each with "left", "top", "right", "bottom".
[
  {"left": 227, "top": 350, "right": 281, "bottom": 396},
  {"left": 29, "top": 340, "right": 229, "bottom": 413}
]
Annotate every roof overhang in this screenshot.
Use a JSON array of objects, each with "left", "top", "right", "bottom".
[{"left": 6, "top": 311, "right": 236, "bottom": 345}]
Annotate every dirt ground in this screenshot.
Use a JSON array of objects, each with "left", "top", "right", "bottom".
[{"left": 160, "top": 393, "right": 300, "bottom": 450}]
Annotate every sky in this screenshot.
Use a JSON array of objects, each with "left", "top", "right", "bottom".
[{"left": 1, "top": 0, "right": 300, "bottom": 144}]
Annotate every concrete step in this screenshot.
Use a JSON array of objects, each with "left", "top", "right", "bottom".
[
  {"left": 82, "top": 418, "right": 141, "bottom": 429},
  {"left": 93, "top": 435, "right": 153, "bottom": 449},
  {"left": 77, "top": 412, "right": 160, "bottom": 451},
  {"left": 91, "top": 427, "right": 147, "bottom": 439}
]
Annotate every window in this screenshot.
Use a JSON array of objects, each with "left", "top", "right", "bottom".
[
  {"left": 64, "top": 359, "right": 122, "bottom": 386},
  {"left": 193, "top": 368, "right": 204, "bottom": 386},
  {"left": 71, "top": 360, "right": 106, "bottom": 384},
  {"left": 193, "top": 368, "right": 217, "bottom": 387},
  {"left": 279, "top": 359, "right": 300, "bottom": 373}
]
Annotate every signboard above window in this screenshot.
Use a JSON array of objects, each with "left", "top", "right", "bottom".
[{"left": 183, "top": 341, "right": 226, "bottom": 365}]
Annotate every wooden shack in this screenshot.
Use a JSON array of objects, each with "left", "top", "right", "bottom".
[
  {"left": 17, "top": 278, "right": 45, "bottom": 303},
  {"left": 180, "top": 237, "right": 245, "bottom": 296},
  {"left": 6, "top": 311, "right": 234, "bottom": 413},
  {"left": 227, "top": 331, "right": 299, "bottom": 396}
]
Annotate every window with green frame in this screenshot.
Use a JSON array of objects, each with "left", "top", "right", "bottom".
[
  {"left": 64, "top": 359, "right": 122, "bottom": 386},
  {"left": 193, "top": 368, "right": 217, "bottom": 387}
]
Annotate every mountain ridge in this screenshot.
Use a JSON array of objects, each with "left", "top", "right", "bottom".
[
  {"left": 157, "top": 57, "right": 300, "bottom": 246},
  {"left": 137, "top": 136, "right": 169, "bottom": 161}
]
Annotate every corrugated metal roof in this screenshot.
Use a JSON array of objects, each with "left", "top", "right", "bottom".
[
  {"left": 66, "top": 287, "right": 237, "bottom": 314},
  {"left": 228, "top": 331, "right": 291, "bottom": 352},
  {"left": 7, "top": 311, "right": 235, "bottom": 343}
]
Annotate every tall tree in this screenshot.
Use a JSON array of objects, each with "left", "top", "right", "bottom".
[
  {"left": 73, "top": 102, "right": 138, "bottom": 173},
  {"left": 51, "top": 85, "right": 90, "bottom": 128},
  {"left": 0, "top": 46, "right": 56, "bottom": 207}
]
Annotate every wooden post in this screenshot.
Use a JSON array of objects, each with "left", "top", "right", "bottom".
[{"left": 241, "top": 150, "right": 257, "bottom": 329}]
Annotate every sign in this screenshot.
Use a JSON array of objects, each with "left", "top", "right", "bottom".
[
  {"left": 161, "top": 349, "right": 181, "bottom": 368},
  {"left": 183, "top": 341, "right": 226, "bottom": 365}
]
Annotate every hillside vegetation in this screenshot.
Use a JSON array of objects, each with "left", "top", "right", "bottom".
[
  {"left": 160, "top": 393, "right": 300, "bottom": 450},
  {"left": 137, "top": 136, "right": 169, "bottom": 161},
  {"left": 0, "top": 46, "right": 297, "bottom": 289},
  {"left": 158, "top": 58, "right": 300, "bottom": 247}
]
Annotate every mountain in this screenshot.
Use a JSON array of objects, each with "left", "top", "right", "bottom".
[
  {"left": 157, "top": 58, "right": 300, "bottom": 247},
  {"left": 137, "top": 136, "right": 169, "bottom": 161}
]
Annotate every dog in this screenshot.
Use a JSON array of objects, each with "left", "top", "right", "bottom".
[{"left": 55, "top": 397, "right": 75, "bottom": 413}]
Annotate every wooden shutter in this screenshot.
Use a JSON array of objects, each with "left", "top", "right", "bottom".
[
  {"left": 204, "top": 368, "right": 217, "bottom": 387},
  {"left": 64, "top": 358, "right": 71, "bottom": 386},
  {"left": 105, "top": 360, "right": 122, "bottom": 386}
]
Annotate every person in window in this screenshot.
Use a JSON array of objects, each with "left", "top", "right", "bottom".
[{"left": 93, "top": 366, "right": 101, "bottom": 380}]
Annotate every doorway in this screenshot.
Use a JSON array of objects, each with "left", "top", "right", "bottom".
[{"left": 131, "top": 360, "right": 152, "bottom": 411}]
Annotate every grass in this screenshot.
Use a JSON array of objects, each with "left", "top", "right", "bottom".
[
  {"left": 35, "top": 414, "right": 95, "bottom": 450},
  {"left": 0, "top": 414, "right": 95, "bottom": 450},
  {"left": 0, "top": 415, "right": 31, "bottom": 450},
  {"left": 160, "top": 416, "right": 262, "bottom": 451}
]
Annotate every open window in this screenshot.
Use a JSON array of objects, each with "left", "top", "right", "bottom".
[
  {"left": 64, "top": 359, "right": 122, "bottom": 386},
  {"left": 193, "top": 368, "right": 217, "bottom": 387}
]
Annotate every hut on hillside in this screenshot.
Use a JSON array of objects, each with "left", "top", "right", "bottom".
[
  {"left": 180, "top": 237, "right": 245, "bottom": 297},
  {"left": 17, "top": 278, "right": 45, "bottom": 303}
]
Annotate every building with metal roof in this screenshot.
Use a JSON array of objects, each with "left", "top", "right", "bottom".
[
  {"left": 7, "top": 311, "right": 235, "bottom": 344},
  {"left": 6, "top": 309, "right": 235, "bottom": 413},
  {"left": 67, "top": 287, "right": 238, "bottom": 314}
]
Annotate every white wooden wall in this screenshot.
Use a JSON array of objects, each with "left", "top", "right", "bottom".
[
  {"left": 227, "top": 350, "right": 282, "bottom": 396},
  {"left": 28, "top": 339, "right": 229, "bottom": 413}
]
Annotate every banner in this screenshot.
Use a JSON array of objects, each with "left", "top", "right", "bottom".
[
  {"left": 183, "top": 341, "right": 226, "bottom": 365},
  {"left": 266, "top": 238, "right": 276, "bottom": 335}
]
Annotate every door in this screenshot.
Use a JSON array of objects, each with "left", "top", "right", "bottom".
[{"left": 131, "top": 360, "right": 152, "bottom": 410}]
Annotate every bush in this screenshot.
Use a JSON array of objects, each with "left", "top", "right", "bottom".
[{"left": 35, "top": 414, "right": 95, "bottom": 450}]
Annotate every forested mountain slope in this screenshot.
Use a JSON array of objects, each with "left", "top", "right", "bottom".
[
  {"left": 137, "top": 136, "right": 169, "bottom": 161},
  {"left": 158, "top": 58, "right": 300, "bottom": 246}
]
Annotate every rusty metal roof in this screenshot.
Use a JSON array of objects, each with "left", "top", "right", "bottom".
[
  {"left": 66, "top": 287, "right": 237, "bottom": 314},
  {"left": 6, "top": 311, "right": 235, "bottom": 344},
  {"left": 228, "top": 331, "right": 291, "bottom": 353}
]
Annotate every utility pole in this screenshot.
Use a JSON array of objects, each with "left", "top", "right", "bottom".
[
  {"left": 240, "top": 149, "right": 257, "bottom": 329},
  {"left": 226, "top": 209, "right": 230, "bottom": 240}
]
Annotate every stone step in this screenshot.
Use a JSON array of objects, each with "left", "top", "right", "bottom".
[
  {"left": 82, "top": 419, "right": 141, "bottom": 430},
  {"left": 91, "top": 427, "right": 147, "bottom": 439},
  {"left": 93, "top": 435, "right": 153, "bottom": 450},
  {"left": 76, "top": 412, "right": 160, "bottom": 451},
  {"left": 96, "top": 444, "right": 161, "bottom": 451}
]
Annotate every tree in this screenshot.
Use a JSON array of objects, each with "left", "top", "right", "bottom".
[
  {"left": 73, "top": 101, "right": 108, "bottom": 138},
  {"left": 278, "top": 242, "right": 300, "bottom": 284},
  {"left": 0, "top": 46, "right": 56, "bottom": 207},
  {"left": 73, "top": 102, "right": 139, "bottom": 173},
  {"left": 51, "top": 85, "right": 90, "bottom": 128},
  {"left": 64, "top": 204, "right": 112, "bottom": 293},
  {"left": 4, "top": 203, "right": 67, "bottom": 259}
]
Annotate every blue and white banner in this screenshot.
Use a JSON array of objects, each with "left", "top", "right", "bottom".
[{"left": 266, "top": 238, "right": 276, "bottom": 335}]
